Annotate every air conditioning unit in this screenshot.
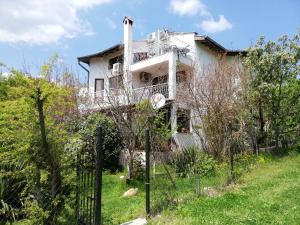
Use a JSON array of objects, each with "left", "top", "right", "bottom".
[
  {"left": 140, "top": 72, "right": 152, "bottom": 82},
  {"left": 147, "top": 32, "right": 156, "bottom": 42},
  {"left": 112, "top": 63, "right": 122, "bottom": 75}
]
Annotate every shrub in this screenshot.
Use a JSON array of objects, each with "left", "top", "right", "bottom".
[
  {"left": 172, "top": 146, "right": 216, "bottom": 178},
  {"left": 79, "top": 113, "right": 123, "bottom": 173},
  {"left": 291, "top": 139, "right": 300, "bottom": 153}
]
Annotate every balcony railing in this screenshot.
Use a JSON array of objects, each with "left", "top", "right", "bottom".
[
  {"left": 133, "top": 45, "right": 190, "bottom": 64},
  {"left": 89, "top": 83, "right": 169, "bottom": 108},
  {"left": 133, "top": 83, "right": 169, "bottom": 101}
]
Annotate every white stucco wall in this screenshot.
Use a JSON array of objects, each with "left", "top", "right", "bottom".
[
  {"left": 89, "top": 50, "right": 123, "bottom": 91},
  {"left": 87, "top": 33, "right": 240, "bottom": 93}
]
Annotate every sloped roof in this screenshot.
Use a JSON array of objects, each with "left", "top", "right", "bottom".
[
  {"left": 195, "top": 35, "right": 247, "bottom": 56},
  {"left": 78, "top": 44, "right": 124, "bottom": 64},
  {"left": 78, "top": 35, "right": 246, "bottom": 64}
]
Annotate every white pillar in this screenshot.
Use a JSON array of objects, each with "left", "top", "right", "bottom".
[
  {"left": 123, "top": 16, "right": 133, "bottom": 97},
  {"left": 170, "top": 102, "right": 177, "bottom": 133},
  {"left": 168, "top": 50, "right": 176, "bottom": 100}
]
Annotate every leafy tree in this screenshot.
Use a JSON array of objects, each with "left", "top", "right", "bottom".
[
  {"left": 243, "top": 34, "right": 300, "bottom": 149},
  {"left": 0, "top": 59, "right": 79, "bottom": 224}
]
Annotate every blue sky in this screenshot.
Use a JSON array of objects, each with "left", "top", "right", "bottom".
[{"left": 0, "top": 0, "right": 299, "bottom": 76}]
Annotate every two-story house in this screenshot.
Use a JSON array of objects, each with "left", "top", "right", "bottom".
[{"left": 78, "top": 16, "right": 244, "bottom": 149}]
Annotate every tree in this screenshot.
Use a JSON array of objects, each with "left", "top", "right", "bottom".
[
  {"left": 243, "top": 34, "right": 300, "bottom": 149},
  {"left": 0, "top": 57, "right": 80, "bottom": 224},
  {"left": 178, "top": 56, "right": 247, "bottom": 160},
  {"left": 90, "top": 81, "right": 172, "bottom": 179},
  {"left": 177, "top": 55, "right": 248, "bottom": 183}
]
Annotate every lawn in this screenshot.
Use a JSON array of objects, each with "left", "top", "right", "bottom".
[
  {"left": 99, "top": 152, "right": 300, "bottom": 225},
  {"left": 101, "top": 162, "right": 228, "bottom": 224},
  {"left": 149, "top": 153, "right": 300, "bottom": 225},
  {"left": 11, "top": 153, "right": 300, "bottom": 225}
]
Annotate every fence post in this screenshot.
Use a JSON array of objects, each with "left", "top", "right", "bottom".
[
  {"left": 228, "top": 122, "right": 235, "bottom": 183},
  {"left": 94, "top": 126, "right": 103, "bottom": 225},
  {"left": 75, "top": 151, "right": 80, "bottom": 222},
  {"left": 145, "top": 129, "right": 150, "bottom": 216}
]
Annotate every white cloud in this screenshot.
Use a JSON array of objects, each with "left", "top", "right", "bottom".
[
  {"left": 200, "top": 15, "right": 233, "bottom": 33},
  {"left": 71, "top": 0, "right": 112, "bottom": 9},
  {"left": 169, "top": 0, "right": 209, "bottom": 17},
  {"left": 169, "top": 0, "right": 233, "bottom": 33},
  {"left": 0, "top": 0, "right": 113, "bottom": 45}
]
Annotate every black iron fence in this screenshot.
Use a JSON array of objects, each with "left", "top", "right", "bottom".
[{"left": 77, "top": 126, "right": 103, "bottom": 225}]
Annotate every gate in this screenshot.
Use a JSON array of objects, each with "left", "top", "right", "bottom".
[
  {"left": 76, "top": 127, "right": 151, "bottom": 224},
  {"left": 77, "top": 127, "right": 103, "bottom": 225}
]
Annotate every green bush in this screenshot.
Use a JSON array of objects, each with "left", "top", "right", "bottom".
[
  {"left": 291, "top": 139, "right": 300, "bottom": 153},
  {"left": 23, "top": 199, "right": 49, "bottom": 225},
  {"left": 78, "top": 113, "right": 123, "bottom": 173},
  {"left": 172, "top": 146, "right": 216, "bottom": 178}
]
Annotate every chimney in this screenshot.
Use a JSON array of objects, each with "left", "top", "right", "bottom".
[
  {"left": 123, "top": 16, "right": 133, "bottom": 67},
  {"left": 123, "top": 16, "right": 133, "bottom": 92}
]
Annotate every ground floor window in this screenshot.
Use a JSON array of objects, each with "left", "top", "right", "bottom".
[{"left": 177, "top": 108, "right": 190, "bottom": 133}]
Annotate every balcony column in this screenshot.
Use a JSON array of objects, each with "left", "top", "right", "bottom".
[
  {"left": 170, "top": 102, "right": 177, "bottom": 133},
  {"left": 168, "top": 50, "right": 176, "bottom": 100}
]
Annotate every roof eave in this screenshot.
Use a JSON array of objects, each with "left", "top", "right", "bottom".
[
  {"left": 195, "top": 35, "right": 226, "bottom": 52},
  {"left": 77, "top": 44, "right": 124, "bottom": 64},
  {"left": 195, "top": 35, "right": 247, "bottom": 56}
]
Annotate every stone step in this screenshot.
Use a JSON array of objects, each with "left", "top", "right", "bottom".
[{"left": 120, "top": 218, "right": 147, "bottom": 225}]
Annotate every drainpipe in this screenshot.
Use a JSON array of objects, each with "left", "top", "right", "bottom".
[{"left": 78, "top": 60, "right": 90, "bottom": 91}]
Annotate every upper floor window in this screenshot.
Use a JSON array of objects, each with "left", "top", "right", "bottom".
[{"left": 108, "top": 55, "right": 123, "bottom": 69}]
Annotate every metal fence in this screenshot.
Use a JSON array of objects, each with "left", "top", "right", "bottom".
[{"left": 77, "top": 126, "right": 103, "bottom": 225}]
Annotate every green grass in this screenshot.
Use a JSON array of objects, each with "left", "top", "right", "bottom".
[
  {"left": 149, "top": 154, "right": 300, "bottom": 225},
  {"left": 101, "top": 173, "right": 145, "bottom": 224},
  {"left": 10, "top": 153, "right": 300, "bottom": 225},
  {"left": 100, "top": 163, "right": 228, "bottom": 224}
]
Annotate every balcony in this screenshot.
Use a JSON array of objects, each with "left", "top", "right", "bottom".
[
  {"left": 87, "top": 83, "right": 170, "bottom": 109},
  {"left": 133, "top": 45, "right": 190, "bottom": 65},
  {"left": 132, "top": 83, "right": 169, "bottom": 101},
  {"left": 131, "top": 50, "right": 193, "bottom": 77}
]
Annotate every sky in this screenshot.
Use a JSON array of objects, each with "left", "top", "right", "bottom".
[{"left": 0, "top": 0, "right": 299, "bottom": 77}]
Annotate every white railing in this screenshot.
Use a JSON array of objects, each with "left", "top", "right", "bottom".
[
  {"left": 87, "top": 83, "right": 170, "bottom": 109},
  {"left": 133, "top": 45, "right": 190, "bottom": 64},
  {"left": 133, "top": 83, "right": 169, "bottom": 101}
]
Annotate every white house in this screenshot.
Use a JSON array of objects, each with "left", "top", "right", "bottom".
[{"left": 78, "top": 17, "right": 245, "bottom": 149}]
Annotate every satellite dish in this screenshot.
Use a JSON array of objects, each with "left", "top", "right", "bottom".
[{"left": 150, "top": 93, "right": 166, "bottom": 109}]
